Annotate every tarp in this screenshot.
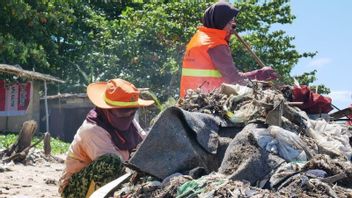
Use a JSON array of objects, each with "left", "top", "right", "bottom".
[
  {"left": 128, "top": 107, "right": 222, "bottom": 179},
  {"left": 292, "top": 85, "right": 333, "bottom": 114},
  {"left": 0, "top": 80, "right": 32, "bottom": 116}
]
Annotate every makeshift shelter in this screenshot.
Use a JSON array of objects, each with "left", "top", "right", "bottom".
[
  {"left": 0, "top": 64, "right": 64, "bottom": 133},
  {"left": 39, "top": 93, "right": 93, "bottom": 141}
]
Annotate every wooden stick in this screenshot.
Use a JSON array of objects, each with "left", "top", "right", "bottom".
[
  {"left": 329, "top": 107, "right": 352, "bottom": 120},
  {"left": 90, "top": 172, "right": 132, "bottom": 198},
  {"left": 233, "top": 31, "right": 267, "bottom": 68},
  {"left": 138, "top": 88, "right": 149, "bottom": 91},
  {"left": 3, "top": 136, "right": 44, "bottom": 163},
  {"left": 321, "top": 172, "right": 347, "bottom": 184},
  {"left": 285, "top": 102, "right": 303, "bottom": 105},
  {"left": 44, "top": 132, "right": 51, "bottom": 156}
]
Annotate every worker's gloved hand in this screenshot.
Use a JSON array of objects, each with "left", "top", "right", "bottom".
[
  {"left": 255, "top": 66, "right": 278, "bottom": 81},
  {"left": 241, "top": 66, "right": 278, "bottom": 81}
]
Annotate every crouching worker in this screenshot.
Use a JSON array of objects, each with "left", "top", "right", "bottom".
[{"left": 59, "top": 79, "right": 154, "bottom": 198}]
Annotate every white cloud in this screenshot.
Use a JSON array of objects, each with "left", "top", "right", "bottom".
[
  {"left": 328, "top": 90, "right": 352, "bottom": 108},
  {"left": 308, "top": 58, "right": 332, "bottom": 68}
]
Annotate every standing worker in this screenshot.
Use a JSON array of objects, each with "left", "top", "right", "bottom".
[
  {"left": 59, "top": 78, "right": 154, "bottom": 198},
  {"left": 180, "top": 1, "right": 277, "bottom": 97}
]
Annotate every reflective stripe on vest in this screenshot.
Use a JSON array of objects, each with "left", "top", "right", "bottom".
[
  {"left": 104, "top": 95, "right": 139, "bottom": 107},
  {"left": 182, "top": 68, "right": 222, "bottom": 78}
]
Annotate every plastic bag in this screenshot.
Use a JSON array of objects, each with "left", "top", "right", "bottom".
[
  {"left": 253, "top": 126, "right": 308, "bottom": 161},
  {"left": 307, "top": 119, "right": 352, "bottom": 159},
  {"left": 220, "top": 83, "right": 253, "bottom": 102}
]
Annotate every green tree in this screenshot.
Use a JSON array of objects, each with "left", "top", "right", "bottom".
[
  {"left": 0, "top": 0, "right": 324, "bottom": 99},
  {"left": 0, "top": 0, "right": 55, "bottom": 70},
  {"left": 102, "top": 1, "right": 212, "bottom": 100},
  {"left": 0, "top": 0, "right": 144, "bottom": 93},
  {"left": 105, "top": 0, "right": 321, "bottom": 100},
  {"left": 52, "top": 0, "right": 146, "bottom": 92},
  {"left": 230, "top": 0, "right": 316, "bottom": 84},
  {"left": 230, "top": 0, "right": 327, "bottom": 93},
  {"left": 293, "top": 70, "right": 330, "bottom": 94}
]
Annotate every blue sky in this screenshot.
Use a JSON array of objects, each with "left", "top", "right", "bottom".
[{"left": 284, "top": 1, "right": 352, "bottom": 110}]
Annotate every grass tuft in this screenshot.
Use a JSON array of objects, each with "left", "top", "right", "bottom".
[{"left": 0, "top": 133, "right": 70, "bottom": 154}]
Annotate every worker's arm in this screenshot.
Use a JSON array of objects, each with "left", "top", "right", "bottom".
[
  {"left": 208, "top": 45, "right": 245, "bottom": 84},
  {"left": 241, "top": 66, "right": 278, "bottom": 81},
  {"left": 80, "top": 123, "right": 129, "bottom": 161},
  {"left": 209, "top": 45, "right": 277, "bottom": 82}
]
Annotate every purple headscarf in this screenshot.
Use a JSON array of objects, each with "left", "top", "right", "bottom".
[
  {"left": 86, "top": 107, "right": 143, "bottom": 151},
  {"left": 203, "top": 1, "right": 239, "bottom": 30}
]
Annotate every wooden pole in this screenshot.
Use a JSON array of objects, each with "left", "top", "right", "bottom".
[
  {"left": 233, "top": 31, "right": 267, "bottom": 68},
  {"left": 44, "top": 80, "right": 49, "bottom": 132}
]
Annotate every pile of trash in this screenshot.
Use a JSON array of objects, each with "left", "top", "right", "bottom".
[
  {"left": 113, "top": 82, "right": 352, "bottom": 198},
  {"left": 24, "top": 149, "right": 64, "bottom": 165}
]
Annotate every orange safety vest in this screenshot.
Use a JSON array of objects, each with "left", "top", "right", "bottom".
[{"left": 180, "top": 26, "right": 228, "bottom": 97}]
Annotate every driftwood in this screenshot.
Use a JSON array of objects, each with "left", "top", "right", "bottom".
[
  {"left": 321, "top": 172, "right": 347, "bottom": 184},
  {"left": 1, "top": 120, "right": 37, "bottom": 162},
  {"left": 2, "top": 136, "right": 43, "bottom": 163},
  {"left": 329, "top": 107, "right": 352, "bottom": 121},
  {"left": 43, "top": 132, "right": 51, "bottom": 156}
]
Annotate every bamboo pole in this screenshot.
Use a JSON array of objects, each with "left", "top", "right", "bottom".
[
  {"left": 44, "top": 80, "right": 49, "bottom": 132},
  {"left": 233, "top": 31, "right": 267, "bottom": 68}
]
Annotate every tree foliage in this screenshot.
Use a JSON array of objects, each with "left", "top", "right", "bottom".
[
  {"left": 104, "top": 1, "right": 211, "bottom": 100},
  {"left": 293, "top": 70, "right": 330, "bottom": 94},
  {"left": 231, "top": 0, "right": 315, "bottom": 83},
  {"left": 0, "top": 0, "right": 324, "bottom": 100}
]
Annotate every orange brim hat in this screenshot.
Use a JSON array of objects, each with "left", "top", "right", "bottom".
[{"left": 87, "top": 79, "right": 154, "bottom": 109}]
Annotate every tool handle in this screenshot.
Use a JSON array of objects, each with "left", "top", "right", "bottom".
[{"left": 233, "top": 31, "right": 267, "bottom": 68}]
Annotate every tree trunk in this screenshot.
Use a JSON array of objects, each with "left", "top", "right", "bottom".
[
  {"left": 1, "top": 120, "right": 37, "bottom": 162},
  {"left": 43, "top": 132, "right": 51, "bottom": 156}
]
